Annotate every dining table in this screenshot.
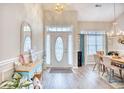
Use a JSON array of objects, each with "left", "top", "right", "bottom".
[
  {"left": 98, "top": 54, "right": 124, "bottom": 63},
  {"left": 96, "top": 54, "right": 124, "bottom": 83},
  {"left": 97, "top": 54, "right": 124, "bottom": 68},
  {"left": 111, "top": 57, "right": 124, "bottom": 68},
  {"left": 111, "top": 57, "right": 124, "bottom": 64}
]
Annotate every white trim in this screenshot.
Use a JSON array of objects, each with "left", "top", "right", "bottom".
[
  {"left": 2, "top": 72, "right": 4, "bottom": 81},
  {"left": 0, "top": 57, "right": 17, "bottom": 82},
  {"left": 0, "top": 50, "right": 43, "bottom": 68},
  {"left": 85, "top": 62, "right": 95, "bottom": 65},
  {"left": 34, "top": 50, "right": 43, "bottom": 55},
  {"left": 2, "top": 67, "right": 14, "bottom": 81},
  {"left": 73, "top": 66, "right": 78, "bottom": 69},
  {"left": 3, "top": 67, "right": 14, "bottom": 73},
  {"left": 0, "top": 58, "right": 18, "bottom": 68},
  {"left": 84, "top": 35, "right": 87, "bottom": 65},
  {"left": 0, "top": 57, "right": 18, "bottom": 64},
  {"left": 0, "top": 50, "right": 43, "bottom": 64}
]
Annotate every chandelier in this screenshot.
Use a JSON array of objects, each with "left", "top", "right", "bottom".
[
  {"left": 107, "top": 3, "right": 124, "bottom": 37},
  {"left": 54, "top": 3, "right": 64, "bottom": 13}
]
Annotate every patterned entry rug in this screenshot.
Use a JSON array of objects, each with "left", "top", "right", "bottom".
[
  {"left": 100, "top": 73, "right": 124, "bottom": 89},
  {"left": 49, "top": 67, "right": 73, "bottom": 73}
]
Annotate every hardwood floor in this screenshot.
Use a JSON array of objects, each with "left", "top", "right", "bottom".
[{"left": 42, "top": 65, "right": 113, "bottom": 89}]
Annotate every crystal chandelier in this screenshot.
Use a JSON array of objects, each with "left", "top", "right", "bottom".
[
  {"left": 54, "top": 3, "right": 64, "bottom": 13},
  {"left": 107, "top": 3, "right": 124, "bottom": 37}
]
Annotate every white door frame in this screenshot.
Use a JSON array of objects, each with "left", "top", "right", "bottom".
[
  {"left": 51, "top": 32, "right": 70, "bottom": 67},
  {"left": 45, "top": 32, "right": 74, "bottom": 67}
]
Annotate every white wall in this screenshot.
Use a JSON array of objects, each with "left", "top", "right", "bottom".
[
  {"left": 0, "top": 4, "right": 44, "bottom": 83},
  {"left": 79, "top": 21, "right": 111, "bottom": 31},
  {"left": 24, "top": 4, "right": 44, "bottom": 52},
  {"left": 0, "top": 4, "right": 44, "bottom": 61},
  {"left": 108, "top": 12, "right": 124, "bottom": 55},
  {"left": 0, "top": 4, "right": 24, "bottom": 61}
]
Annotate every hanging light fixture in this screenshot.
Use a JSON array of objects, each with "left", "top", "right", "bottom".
[
  {"left": 107, "top": 3, "right": 123, "bottom": 37},
  {"left": 54, "top": 3, "right": 64, "bottom": 13}
]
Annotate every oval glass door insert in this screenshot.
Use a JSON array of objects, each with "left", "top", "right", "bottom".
[{"left": 55, "top": 37, "right": 64, "bottom": 62}]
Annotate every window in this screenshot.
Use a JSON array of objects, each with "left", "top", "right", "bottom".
[
  {"left": 24, "top": 36, "right": 31, "bottom": 52},
  {"left": 68, "top": 35, "right": 73, "bottom": 65},
  {"left": 87, "top": 32, "right": 105, "bottom": 55},
  {"left": 46, "top": 34, "right": 50, "bottom": 64},
  {"left": 47, "top": 26, "right": 73, "bottom": 32}
]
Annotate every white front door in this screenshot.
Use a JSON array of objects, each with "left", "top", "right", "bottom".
[{"left": 50, "top": 32, "right": 72, "bottom": 67}]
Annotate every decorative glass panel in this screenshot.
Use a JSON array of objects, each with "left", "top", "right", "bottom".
[
  {"left": 24, "top": 36, "right": 31, "bottom": 52},
  {"left": 55, "top": 37, "right": 64, "bottom": 62},
  {"left": 68, "top": 35, "right": 73, "bottom": 65},
  {"left": 46, "top": 35, "right": 51, "bottom": 64},
  {"left": 47, "top": 26, "right": 72, "bottom": 32}
]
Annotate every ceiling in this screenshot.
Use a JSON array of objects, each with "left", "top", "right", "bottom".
[{"left": 42, "top": 3, "right": 124, "bottom": 22}]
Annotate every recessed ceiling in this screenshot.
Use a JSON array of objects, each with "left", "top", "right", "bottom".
[{"left": 42, "top": 3, "right": 124, "bottom": 22}]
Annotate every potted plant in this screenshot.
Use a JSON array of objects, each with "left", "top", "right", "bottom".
[{"left": 0, "top": 73, "right": 32, "bottom": 89}]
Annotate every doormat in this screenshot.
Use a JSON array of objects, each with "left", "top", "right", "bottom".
[
  {"left": 100, "top": 73, "right": 124, "bottom": 89},
  {"left": 49, "top": 67, "right": 73, "bottom": 73}
]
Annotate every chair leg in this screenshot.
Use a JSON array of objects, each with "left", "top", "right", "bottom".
[
  {"left": 99, "top": 64, "right": 101, "bottom": 72},
  {"left": 106, "top": 68, "right": 112, "bottom": 83},
  {"left": 102, "top": 65, "right": 106, "bottom": 76},
  {"left": 112, "top": 69, "right": 114, "bottom": 77},
  {"left": 102, "top": 70, "right": 105, "bottom": 76},
  {"left": 106, "top": 68, "right": 109, "bottom": 75},
  {"left": 93, "top": 63, "right": 97, "bottom": 71},
  {"left": 98, "top": 64, "right": 101, "bottom": 74},
  {"left": 100, "top": 64, "right": 102, "bottom": 72},
  {"left": 100, "top": 64, "right": 104, "bottom": 73},
  {"left": 109, "top": 69, "right": 114, "bottom": 83},
  {"left": 109, "top": 69, "right": 112, "bottom": 83},
  {"left": 119, "top": 69, "right": 123, "bottom": 80}
]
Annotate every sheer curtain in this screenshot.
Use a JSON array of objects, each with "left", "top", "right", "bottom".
[{"left": 86, "top": 31, "right": 106, "bottom": 64}]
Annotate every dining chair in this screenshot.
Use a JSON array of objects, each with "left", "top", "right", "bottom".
[
  {"left": 93, "top": 54, "right": 102, "bottom": 73},
  {"left": 102, "top": 56, "right": 122, "bottom": 83}
]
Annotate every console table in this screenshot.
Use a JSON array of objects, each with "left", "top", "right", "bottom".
[{"left": 15, "top": 62, "right": 42, "bottom": 80}]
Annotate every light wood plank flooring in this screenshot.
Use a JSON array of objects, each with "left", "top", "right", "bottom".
[{"left": 42, "top": 65, "right": 113, "bottom": 89}]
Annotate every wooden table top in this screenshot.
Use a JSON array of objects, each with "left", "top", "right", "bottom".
[
  {"left": 97, "top": 54, "right": 124, "bottom": 64},
  {"left": 15, "top": 63, "right": 35, "bottom": 72},
  {"left": 15, "top": 62, "right": 42, "bottom": 72},
  {"left": 111, "top": 57, "right": 124, "bottom": 64}
]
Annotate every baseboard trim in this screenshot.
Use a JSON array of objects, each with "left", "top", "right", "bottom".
[
  {"left": 73, "top": 66, "right": 78, "bottom": 69},
  {"left": 85, "top": 62, "right": 95, "bottom": 65}
]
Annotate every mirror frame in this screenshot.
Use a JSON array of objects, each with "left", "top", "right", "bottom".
[{"left": 20, "top": 21, "right": 32, "bottom": 54}]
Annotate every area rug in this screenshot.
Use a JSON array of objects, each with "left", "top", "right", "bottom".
[
  {"left": 49, "top": 67, "right": 73, "bottom": 73},
  {"left": 100, "top": 73, "right": 124, "bottom": 89}
]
